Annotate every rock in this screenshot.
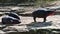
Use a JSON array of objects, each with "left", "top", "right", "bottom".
[
  {"left": 2, "top": 26, "right": 17, "bottom": 31},
  {"left": 52, "top": 31, "right": 60, "bottom": 34},
  {"left": 27, "top": 21, "right": 52, "bottom": 27},
  {"left": 6, "top": 31, "right": 18, "bottom": 34},
  {"left": 0, "top": 25, "right": 6, "bottom": 30},
  {"left": 3, "top": 25, "right": 29, "bottom": 32},
  {"left": 0, "top": 30, "right": 6, "bottom": 34}
]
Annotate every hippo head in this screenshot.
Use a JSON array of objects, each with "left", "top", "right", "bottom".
[{"left": 47, "top": 10, "right": 55, "bottom": 16}]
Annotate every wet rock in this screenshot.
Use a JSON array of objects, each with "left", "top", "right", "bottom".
[{"left": 27, "top": 21, "right": 52, "bottom": 27}]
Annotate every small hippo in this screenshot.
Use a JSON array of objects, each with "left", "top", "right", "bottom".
[
  {"left": 2, "top": 16, "right": 21, "bottom": 24},
  {"left": 2, "top": 11, "right": 21, "bottom": 24},
  {"left": 32, "top": 10, "right": 55, "bottom": 22}
]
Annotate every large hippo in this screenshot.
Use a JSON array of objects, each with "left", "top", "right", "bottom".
[{"left": 32, "top": 10, "right": 55, "bottom": 22}]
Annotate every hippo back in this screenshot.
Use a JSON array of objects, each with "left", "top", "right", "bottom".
[
  {"left": 32, "top": 10, "right": 48, "bottom": 18},
  {"left": 7, "top": 12, "right": 20, "bottom": 20},
  {"left": 32, "top": 10, "right": 55, "bottom": 18}
]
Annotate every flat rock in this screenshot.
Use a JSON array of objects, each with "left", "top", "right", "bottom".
[
  {"left": 0, "top": 30, "right": 6, "bottom": 34},
  {"left": 6, "top": 31, "right": 18, "bottom": 34},
  {"left": 0, "top": 25, "right": 6, "bottom": 30},
  {"left": 3, "top": 25, "right": 29, "bottom": 32}
]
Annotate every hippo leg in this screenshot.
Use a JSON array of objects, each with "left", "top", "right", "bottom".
[
  {"left": 43, "top": 17, "right": 46, "bottom": 22},
  {"left": 33, "top": 17, "right": 36, "bottom": 22},
  {"left": 2, "top": 18, "right": 5, "bottom": 24}
]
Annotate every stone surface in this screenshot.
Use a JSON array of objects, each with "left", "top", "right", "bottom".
[
  {"left": 3, "top": 25, "right": 29, "bottom": 32},
  {"left": 0, "top": 30, "right": 6, "bottom": 34},
  {"left": 0, "top": 25, "right": 6, "bottom": 30}
]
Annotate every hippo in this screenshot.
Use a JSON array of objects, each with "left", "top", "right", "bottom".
[
  {"left": 32, "top": 10, "right": 55, "bottom": 22},
  {"left": 2, "top": 16, "right": 21, "bottom": 24},
  {"left": 2, "top": 11, "right": 21, "bottom": 24}
]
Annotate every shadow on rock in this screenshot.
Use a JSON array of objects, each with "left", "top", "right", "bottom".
[{"left": 27, "top": 21, "right": 52, "bottom": 27}]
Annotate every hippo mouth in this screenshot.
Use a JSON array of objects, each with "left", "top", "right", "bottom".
[{"left": 48, "top": 12, "right": 55, "bottom": 16}]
